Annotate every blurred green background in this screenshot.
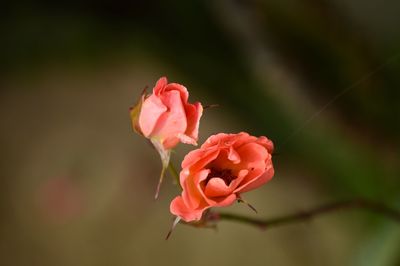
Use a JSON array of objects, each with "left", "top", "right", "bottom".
[{"left": 1, "top": 0, "right": 400, "bottom": 265}]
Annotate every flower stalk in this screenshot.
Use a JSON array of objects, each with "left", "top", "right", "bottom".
[
  {"left": 168, "top": 162, "right": 181, "bottom": 189},
  {"left": 213, "top": 198, "right": 400, "bottom": 229}
]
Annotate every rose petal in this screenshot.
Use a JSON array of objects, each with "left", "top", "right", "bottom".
[
  {"left": 181, "top": 148, "right": 220, "bottom": 172},
  {"left": 237, "top": 163, "right": 274, "bottom": 193},
  {"left": 201, "top": 133, "right": 229, "bottom": 149},
  {"left": 214, "top": 194, "right": 237, "bottom": 207},
  {"left": 227, "top": 146, "right": 240, "bottom": 164},
  {"left": 177, "top": 133, "right": 197, "bottom": 146},
  {"left": 236, "top": 142, "right": 268, "bottom": 170},
  {"left": 164, "top": 83, "right": 189, "bottom": 103},
  {"left": 183, "top": 102, "right": 203, "bottom": 142},
  {"left": 257, "top": 136, "right": 274, "bottom": 154},
  {"left": 153, "top": 77, "right": 168, "bottom": 96},
  {"left": 151, "top": 90, "right": 187, "bottom": 149},
  {"left": 181, "top": 169, "right": 209, "bottom": 209},
  {"left": 170, "top": 196, "right": 205, "bottom": 222},
  {"left": 231, "top": 132, "right": 252, "bottom": 147},
  {"left": 138, "top": 94, "right": 168, "bottom": 137},
  {"left": 229, "top": 169, "right": 248, "bottom": 190},
  {"left": 204, "top": 177, "right": 233, "bottom": 198}
]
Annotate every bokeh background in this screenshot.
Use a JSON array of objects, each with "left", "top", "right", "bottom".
[{"left": 1, "top": 1, "right": 400, "bottom": 265}]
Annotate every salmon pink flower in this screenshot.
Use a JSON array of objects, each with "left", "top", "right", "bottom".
[
  {"left": 130, "top": 77, "right": 203, "bottom": 198},
  {"left": 131, "top": 77, "right": 203, "bottom": 149},
  {"left": 170, "top": 132, "right": 274, "bottom": 222}
]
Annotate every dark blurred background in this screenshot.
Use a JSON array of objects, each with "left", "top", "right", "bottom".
[{"left": 1, "top": 1, "right": 400, "bottom": 265}]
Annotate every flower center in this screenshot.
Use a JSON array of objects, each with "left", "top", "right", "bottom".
[{"left": 205, "top": 167, "right": 236, "bottom": 186}]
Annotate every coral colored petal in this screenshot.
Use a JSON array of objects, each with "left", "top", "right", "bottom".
[
  {"left": 178, "top": 133, "right": 197, "bottom": 146},
  {"left": 227, "top": 146, "right": 240, "bottom": 164},
  {"left": 184, "top": 102, "right": 203, "bottom": 142},
  {"left": 138, "top": 94, "right": 167, "bottom": 137},
  {"left": 233, "top": 167, "right": 264, "bottom": 192},
  {"left": 201, "top": 133, "right": 228, "bottom": 149},
  {"left": 181, "top": 169, "right": 209, "bottom": 209},
  {"left": 181, "top": 149, "right": 205, "bottom": 169},
  {"left": 237, "top": 164, "right": 274, "bottom": 193},
  {"left": 235, "top": 164, "right": 274, "bottom": 193},
  {"left": 257, "top": 136, "right": 274, "bottom": 154},
  {"left": 197, "top": 175, "right": 237, "bottom": 206},
  {"left": 164, "top": 83, "right": 189, "bottom": 103},
  {"left": 181, "top": 180, "right": 202, "bottom": 210},
  {"left": 151, "top": 90, "right": 187, "bottom": 149},
  {"left": 231, "top": 132, "right": 255, "bottom": 148},
  {"left": 161, "top": 138, "right": 180, "bottom": 150},
  {"left": 237, "top": 142, "right": 269, "bottom": 164},
  {"left": 232, "top": 143, "right": 272, "bottom": 192},
  {"left": 153, "top": 77, "right": 168, "bottom": 95},
  {"left": 214, "top": 194, "right": 237, "bottom": 207},
  {"left": 204, "top": 178, "right": 233, "bottom": 197},
  {"left": 181, "top": 148, "right": 220, "bottom": 172},
  {"left": 229, "top": 169, "right": 248, "bottom": 190},
  {"left": 210, "top": 149, "right": 239, "bottom": 171},
  {"left": 170, "top": 196, "right": 205, "bottom": 222},
  {"left": 200, "top": 132, "right": 255, "bottom": 150}
]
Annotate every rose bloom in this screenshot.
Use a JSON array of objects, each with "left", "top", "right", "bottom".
[
  {"left": 170, "top": 132, "right": 274, "bottom": 222},
  {"left": 132, "top": 77, "right": 203, "bottom": 150}
]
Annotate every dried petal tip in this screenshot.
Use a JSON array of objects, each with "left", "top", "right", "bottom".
[
  {"left": 203, "top": 104, "right": 220, "bottom": 109},
  {"left": 238, "top": 197, "right": 258, "bottom": 214},
  {"left": 165, "top": 216, "right": 181, "bottom": 240},
  {"left": 129, "top": 88, "right": 148, "bottom": 135}
]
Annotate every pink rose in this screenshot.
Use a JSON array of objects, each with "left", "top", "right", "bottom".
[
  {"left": 131, "top": 77, "right": 203, "bottom": 150},
  {"left": 170, "top": 132, "right": 274, "bottom": 222},
  {"left": 130, "top": 77, "right": 203, "bottom": 198}
]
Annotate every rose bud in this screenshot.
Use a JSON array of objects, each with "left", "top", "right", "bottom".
[
  {"left": 170, "top": 132, "right": 274, "bottom": 222},
  {"left": 130, "top": 77, "right": 203, "bottom": 198}
]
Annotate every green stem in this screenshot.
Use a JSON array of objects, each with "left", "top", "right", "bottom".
[
  {"left": 168, "top": 162, "right": 182, "bottom": 190},
  {"left": 216, "top": 198, "right": 400, "bottom": 229}
]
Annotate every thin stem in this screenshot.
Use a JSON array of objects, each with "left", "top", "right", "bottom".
[
  {"left": 217, "top": 198, "right": 400, "bottom": 229},
  {"left": 154, "top": 165, "right": 166, "bottom": 200},
  {"left": 168, "top": 162, "right": 182, "bottom": 190}
]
